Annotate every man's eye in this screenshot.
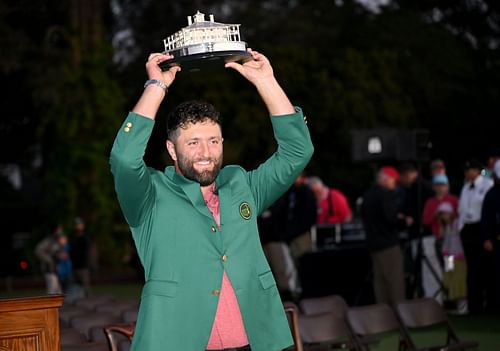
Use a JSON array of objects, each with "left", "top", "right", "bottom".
[
  {"left": 188, "top": 141, "right": 198, "bottom": 146},
  {"left": 211, "top": 139, "right": 219, "bottom": 144}
]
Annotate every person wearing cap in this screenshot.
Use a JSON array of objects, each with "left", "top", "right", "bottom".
[
  {"left": 481, "top": 159, "right": 500, "bottom": 312},
  {"left": 430, "top": 159, "right": 446, "bottom": 177},
  {"left": 421, "top": 174, "right": 459, "bottom": 304},
  {"left": 458, "top": 159, "right": 494, "bottom": 313},
  {"left": 361, "top": 166, "right": 405, "bottom": 305}
]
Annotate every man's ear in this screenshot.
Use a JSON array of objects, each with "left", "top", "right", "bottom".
[{"left": 166, "top": 140, "right": 177, "bottom": 161}]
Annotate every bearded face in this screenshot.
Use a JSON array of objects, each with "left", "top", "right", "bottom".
[
  {"left": 177, "top": 152, "right": 223, "bottom": 186},
  {"left": 166, "top": 120, "right": 224, "bottom": 187}
]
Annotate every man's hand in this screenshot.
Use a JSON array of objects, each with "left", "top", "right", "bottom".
[
  {"left": 146, "top": 52, "right": 181, "bottom": 87},
  {"left": 132, "top": 53, "right": 180, "bottom": 119},
  {"left": 225, "top": 49, "right": 274, "bottom": 86}
]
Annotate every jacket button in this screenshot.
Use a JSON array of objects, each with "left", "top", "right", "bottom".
[
  {"left": 221, "top": 255, "right": 227, "bottom": 262},
  {"left": 124, "top": 127, "right": 130, "bottom": 133},
  {"left": 211, "top": 226, "right": 217, "bottom": 233},
  {"left": 212, "top": 289, "right": 220, "bottom": 296},
  {"left": 126, "top": 122, "right": 133, "bottom": 128}
]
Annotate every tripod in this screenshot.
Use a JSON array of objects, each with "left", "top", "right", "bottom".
[{"left": 407, "top": 162, "right": 448, "bottom": 301}]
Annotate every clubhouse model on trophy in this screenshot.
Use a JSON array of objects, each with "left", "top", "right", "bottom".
[{"left": 160, "top": 11, "right": 251, "bottom": 71}]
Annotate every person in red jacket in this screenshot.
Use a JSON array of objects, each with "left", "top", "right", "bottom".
[
  {"left": 422, "top": 174, "right": 459, "bottom": 239},
  {"left": 308, "top": 176, "right": 352, "bottom": 224}
]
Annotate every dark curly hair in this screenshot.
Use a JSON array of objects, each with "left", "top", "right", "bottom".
[{"left": 167, "top": 100, "right": 221, "bottom": 141}]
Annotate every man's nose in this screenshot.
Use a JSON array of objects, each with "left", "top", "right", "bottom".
[{"left": 199, "top": 141, "right": 210, "bottom": 158}]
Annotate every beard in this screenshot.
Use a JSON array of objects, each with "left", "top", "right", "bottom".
[{"left": 177, "top": 153, "right": 223, "bottom": 186}]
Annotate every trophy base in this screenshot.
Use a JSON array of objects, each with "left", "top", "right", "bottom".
[{"left": 160, "top": 50, "right": 252, "bottom": 72}]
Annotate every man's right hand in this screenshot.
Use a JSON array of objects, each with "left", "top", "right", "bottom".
[
  {"left": 133, "top": 53, "right": 181, "bottom": 119},
  {"left": 146, "top": 52, "right": 181, "bottom": 88}
]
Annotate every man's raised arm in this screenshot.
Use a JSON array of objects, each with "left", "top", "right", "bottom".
[
  {"left": 226, "top": 49, "right": 314, "bottom": 213},
  {"left": 110, "top": 54, "right": 180, "bottom": 227}
]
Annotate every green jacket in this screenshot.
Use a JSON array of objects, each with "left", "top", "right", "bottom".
[{"left": 110, "top": 107, "right": 313, "bottom": 351}]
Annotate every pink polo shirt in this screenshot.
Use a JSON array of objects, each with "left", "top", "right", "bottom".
[{"left": 203, "top": 185, "right": 249, "bottom": 350}]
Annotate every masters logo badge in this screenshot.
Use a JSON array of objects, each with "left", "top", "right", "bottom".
[{"left": 239, "top": 202, "right": 252, "bottom": 220}]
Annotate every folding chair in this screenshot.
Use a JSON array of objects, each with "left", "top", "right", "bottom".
[
  {"left": 298, "top": 295, "right": 355, "bottom": 350},
  {"left": 300, "top": 295, "right": 349, "bottom": 316},
  {"left": 346, "top": 303, "right": 407, "bottom": 351},
  {"left": 284, "top": 302, "right": 305, "bottom": 351},
  {"left": 103, "top": 323, "right": 135, "bottom": 351},
  {"left": 396, "top": 298, "right": 478, "bottom": 351}
]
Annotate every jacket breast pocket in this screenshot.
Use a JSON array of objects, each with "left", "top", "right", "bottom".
[
  {"left": 258, "top": 271, "right": 277, "bottom": 290},
  {"left": 142, "top": 279, "right": 178, "bottom": 298}
]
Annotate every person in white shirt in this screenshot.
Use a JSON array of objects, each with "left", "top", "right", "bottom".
[{"left": 459, "top": 159, "right": 494, "bottom": 313}]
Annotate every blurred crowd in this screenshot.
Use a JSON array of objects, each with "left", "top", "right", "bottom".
[
  {"left": 35, "top": 217, "right": 91, "bottom": 301},
  {"left": 259, "top": 148, "right": 500, "bottom": 315}
]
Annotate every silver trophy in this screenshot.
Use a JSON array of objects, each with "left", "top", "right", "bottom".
[{"left": 160, "top": 11, "right": 251, "bottom": 72}]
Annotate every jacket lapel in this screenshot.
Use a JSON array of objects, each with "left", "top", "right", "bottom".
[
  {"left": 166, "top": 166, "right": 233, "bottom": 225},
  {"left": 168, "top": 167, "right": 214, "bottom": 221}
]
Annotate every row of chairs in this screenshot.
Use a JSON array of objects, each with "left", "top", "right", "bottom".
[
  {"left": 61, "top": 294, "right": 478, "bottom": 351},
  {"left": 60, "top": 294, "right": 138, "bottom": 351},
  {"left": 284, "top": 296, "right": 478, "bottom": 351}
]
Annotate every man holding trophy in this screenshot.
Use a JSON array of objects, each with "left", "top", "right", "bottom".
[{"left": 110, "top": 46, "right": 313, "bottom": 351}]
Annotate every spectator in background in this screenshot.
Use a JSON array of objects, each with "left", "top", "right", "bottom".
[
  {"left": 70, "top": 217, "right": 91, "bottom": 296},
  {"left": 481, "top": 159, "right": 500, "bottom": 312},
  {"left": 459, "top": 159, "right": 494, "bottom": 313},
  {"left": 56, "top": 234, "right": 73, "bottom": 292},
  {"left": 485, "top": 148, "right": 500, "bottom": 179},
  {"left": 361, "top": 166, "right": 405, "bottom": 305},
  {"left": 35, "top": 223, "right": 64, "bottom": 294},
  {"left": 258, "top": 200, "right": 299, "bottom": 300},
  {"left": 399, "top": 162, "right": 435, "bottom": 238},
  {"left": 263, "top": 173, "right": 317, "bottom": 299},
  {"left": 430, "top": 159, "right": 447, "bottom": 177},
  {"left": 280, "top": 173, "right": 318, "bottom": 259},
  {"left": 421, "top": 174, "right": 459, "bottom": 304},
  {"left": 399, "top": 162, "right": 435, "bottom": 298},
  {"left": 438, "top": 202, "right": 467, "bottom": 314},
  {"left": 308, "top": 176, "right": 352, "bottom": 224}
]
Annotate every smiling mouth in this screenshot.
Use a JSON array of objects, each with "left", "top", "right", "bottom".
[{"left": 195, "top": 160, "right": 213, "bottom": 167}]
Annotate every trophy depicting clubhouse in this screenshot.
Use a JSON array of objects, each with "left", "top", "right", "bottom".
[
  {"left": 110, "top": 11, "right": 313, "bottom": 351},
  {"left": 161, "top": 11, "right": 251, "bottom": 70}
]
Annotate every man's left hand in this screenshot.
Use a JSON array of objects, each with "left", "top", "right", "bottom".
[{"left": 225, "top": 49, "right": 274, "bottom": 86}]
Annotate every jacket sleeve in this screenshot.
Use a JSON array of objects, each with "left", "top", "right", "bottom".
[
  {"left": 110, "top": 112, "right": 156, "bottom": 227},
  {"left": 246, "top": 107, "right": 314, "bottom": 215}
]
